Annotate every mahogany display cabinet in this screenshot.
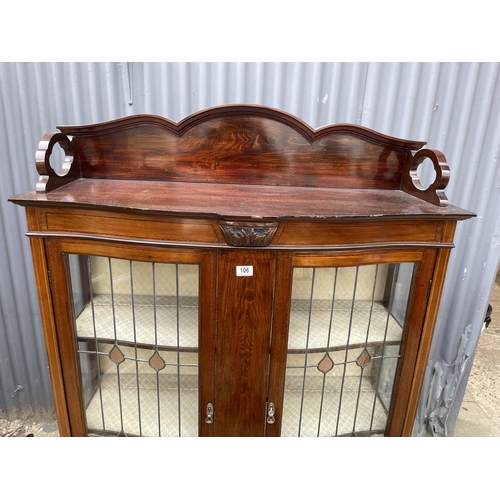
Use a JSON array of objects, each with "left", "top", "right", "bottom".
[{"left": 9, "top": 105, "right": 474, "bottom": 437}]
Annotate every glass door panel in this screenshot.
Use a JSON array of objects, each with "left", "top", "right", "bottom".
[
  {"left": 67, "top": 254, "right": 200, "bottom": 437},
  {"left": 281, "top": 262, "right": 414, "bottom": 437}
]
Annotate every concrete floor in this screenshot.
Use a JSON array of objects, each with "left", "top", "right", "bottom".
[{"left": 453, "top": 273, "right": 500, "bottom": 437}]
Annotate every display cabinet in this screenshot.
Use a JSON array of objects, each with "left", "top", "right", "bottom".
[{"left": 9, "top": 105, "right": 474, "bottom": 436}]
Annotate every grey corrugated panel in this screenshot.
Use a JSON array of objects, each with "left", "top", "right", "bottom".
[
  {"left": 447, "top": 63, "right": 500, "bottom": 430},
  {"left": 126, "top": 62, "right": 369, "bottom": 126},
  {"left": 362, "top": 62, "right": 500, "bottom": 435},
  {"left": 411, "top": 63, "right": 500, "bottom": 435},
  {"left": 1, "top": 63, "right": 54, "bottom": 417},
  {"left": 1, "top": 62, "right": 499, "bottom": 435},
  {"left": 0, "top": 61, "right": 123, "bottom": 419}
]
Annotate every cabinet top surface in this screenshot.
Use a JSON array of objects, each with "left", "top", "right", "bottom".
[
  {"left": 9, "top": 104, "right": 474, "bottom": 220},
  {"left": 10, "top": 178, "right": 473, "bottom": 221}
]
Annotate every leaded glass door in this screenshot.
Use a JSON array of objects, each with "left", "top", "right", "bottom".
[
  {"left": 46, "top": 239, "right": 215, "bottom": 437},
  {"left": 267, "top": 249, "right": 437, "bottom": 437}
]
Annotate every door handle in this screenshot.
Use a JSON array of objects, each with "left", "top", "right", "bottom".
[
  {"left": 267, "top": 402, "right": 275, "bottom": 424},
  {"left": 205, "top": 403, "right": 214, "bottom": 424}
]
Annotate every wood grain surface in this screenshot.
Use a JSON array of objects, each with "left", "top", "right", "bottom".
[{"left": 214, "top": 250, "right": 276, "bottom": 436}]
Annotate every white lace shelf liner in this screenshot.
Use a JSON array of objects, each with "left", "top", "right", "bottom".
[
  {"left": 75, "top": 295, "right": 199, "bottom": 350},
  {"left": 84, "top": 373, "right": 386, "bottom": 437},
  {"left": 75, "top": 296, "right": 404, "bottom": 352},
  {"left": 85, "top": 373, "right": 198, "bottom": 437},
  {"left": 281, "top": 375, "right": 388, "bottom": 437},
  {"left": 288, "top": 299, "right": 404, "bottom": 352}
]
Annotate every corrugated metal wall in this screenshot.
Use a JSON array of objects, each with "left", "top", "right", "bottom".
[{"left": 1, "top": 62, "right": 499, "bottom": 435}]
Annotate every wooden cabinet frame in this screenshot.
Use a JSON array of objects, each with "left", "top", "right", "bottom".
[{"left": 10, "top": 105, "right": 474, "bottom": 436}]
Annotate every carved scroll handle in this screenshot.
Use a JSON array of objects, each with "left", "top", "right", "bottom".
[
  {"left": 35, "top": 132, "right": 79, "bottom": 193},
  {"left": 402, "top": 148, "right": 450, "bottom": 207}
]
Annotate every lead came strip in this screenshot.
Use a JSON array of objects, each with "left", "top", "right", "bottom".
[
  {"left": 368, "top": 266, "right": 397, "bottom": 436},
  {"left": 298, "top": 268, "right": 316, "bottom": 437},
  {"left": 108, "top": 258, "right": 126, "bottom": 436},
  {"left": 87, "top": 256, "right": 106, "bottom": 436},
  {"left": 152, "top": 262, "right": 162, "bottom": 437},
  {"left": 176, "top": 264, "right": 182, "bottom": 437},
  {"left": 335, "top": 266, "right": 359, "bottom": 437},
  {"left": 317, "top": 268, "right": 338, "bottom": 437},
  {"left": 130, "top": 260, "right": 143, "bottom": 437},
  {"left": 352, "top": 265, "right": 379, "bottom": 435}
]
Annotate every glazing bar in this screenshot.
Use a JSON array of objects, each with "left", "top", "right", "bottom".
[
  {"left": 156, "top": 371, "right": 161, "bottom": 437},
  {"left": 352, "top": 265, "right": 379, "bottom": 434},
  {"left": 108, "top": 259, "right": 118, "bottom": 344},
  {"left": 152, "top": 263, "right": 158, "bottom": 347},
  {"left": 130, "top": 260, "right": 143, "bottom": 437},
  {"left": 352, "top": 367, "right": 365, "bottom": 435},
  {"left": 152, "top": 263, "right": 161, "bottom": 437},
  {"left": 87, "top": 256, "right": 106, "bottom": 436},
  {"left": 325, "top": 269, "right": 338, "bottom": 355},
  {"left": 298, "top": 268, "right": 316, "bottom": 437},
  {"left": 78, "top": 349, "right": 114, "bottom": 356},
  {"left": 176, "top": 264, "right": 182, "bottom": 437},
  {"left": 108, "top": 258, "right": 125, "bottom": 435},
  {"left": 369, "top": 264, "right": 398, "bottom": 436},
  {"left": 335, "top": 266, "right": 359, "bottom": 437},
  {"left": 364, "top": 265, "right": 379, "bottom": 344},
  {"left": 116, "top": 364, "right": 125, "bottom": 435},
  {"left": 79, "top": 349, "right": 195, "bottom": 362},
  {"left": 317, "top": 268, "right": 338, "bottom": 437}
]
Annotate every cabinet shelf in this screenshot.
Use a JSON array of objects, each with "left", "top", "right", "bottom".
[
  {"left": 75, "top": 295, "right": 403, "bottom": 355},
  {"left": 77, "top": 336, "right": 198, "bottom": 353},
  {"left": 75, "top": 294, "right": 199, "bottom": 351},
  {"left": 288, "top": 299, "right": 403, "bottom": 352}
]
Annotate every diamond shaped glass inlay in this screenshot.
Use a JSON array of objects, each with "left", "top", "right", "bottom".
[
  {"left": 149, "top": 351, "right": 166, "bottom": 372},
  {"left": 109, "top": 345, "right": 125, "bottom": 365},
  {"left": 317, "top": 352, "right": 334, "bottom": 374},
  {"left": 356, "top": 348, "right": 372, "bottom": 368}
]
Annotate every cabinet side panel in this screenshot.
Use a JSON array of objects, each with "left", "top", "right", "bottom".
[
  {"left": 398, "top": 222, "right": 457, "bottom": 435},
  {"left": 385, "top": 249, "right": 438, "bottom": 436},
  {"left": 402, "top": 246, "right": 453, "bottom": 435},
  {"left": 25, "top": 208, "right": 71, "bottom": 436},
  {"left": 215, "top": 250, "right": 276, "bottom": 436}
]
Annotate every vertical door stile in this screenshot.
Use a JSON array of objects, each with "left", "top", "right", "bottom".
[
  {"left": 199, "top": 250, "right": 216, "bottom": 437},
  {"left": 44, "top": 239, "right": 88, "bottom": 436},
  {"left": 266, "top": 252, "right": 294, "bottom": 437}
]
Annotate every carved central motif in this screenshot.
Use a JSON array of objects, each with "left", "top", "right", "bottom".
[{"left": 219, "top": 222, "right": 278, "bottom": 247}]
